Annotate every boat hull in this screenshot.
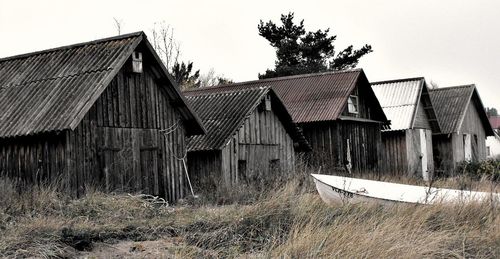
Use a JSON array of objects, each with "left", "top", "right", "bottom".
[{"left": 312, "top": 174, "right": 500, "bottom": 205}]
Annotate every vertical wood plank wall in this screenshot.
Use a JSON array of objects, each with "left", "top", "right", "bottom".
[
  {"left": 381, "top": 130, "right": 407, "bottom": 175},
  {"left": 301, "top": 121, "right": 382, "bottom": 174},
  {"left": 0, "top": 133, "right": 68, "bottom": 188},
  {"left": 187, "top": 151, "right": 221, "bottom": 191},
  {"left": 68, "top": 64, "right": 187, "bottom": 202},
  {"left": 405, "top": 129, "right": 434, "bottom": 178},
  {"left": 0, "top": 59, "right": 189, "bottom": 202},
  {"left": 226, "top": 104, "right": 295, "bottom": 185},
  {"left": 187, "top": 98, "right": 296, "bottom": 189},
  {"left": 433, "top": 101, "right": 488, "bottom": 174}
]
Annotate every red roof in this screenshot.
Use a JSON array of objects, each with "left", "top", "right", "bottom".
[
  {"left": 490, "top": 116, "right": 500, "bottom": 129},
  {"left": 185, "top": 69, "right": 387, "bottom": 124}
]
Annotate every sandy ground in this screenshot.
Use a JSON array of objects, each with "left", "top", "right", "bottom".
[{"left": 76, "top": 238, "right": 188, "bottom": 259}]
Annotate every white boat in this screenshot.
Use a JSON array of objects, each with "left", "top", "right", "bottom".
[{"left": 311, "top": 174, "right": 500, "bottom": 205}]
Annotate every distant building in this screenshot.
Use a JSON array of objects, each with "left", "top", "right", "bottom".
[
  {"left": 486, "top": 116, "right": 500, "bottom": 158},
  {"left": 184, "top": 87, "right": 310, "bottom": 190},
  {"left": 372, "top": 78, "right": 440, "bottom": 180},
  {"left": 429, "top": 85, "right": 494, "bottom": 173},
  {"left": 0, "top": 32, "right": 205, "bottom": 202},
  {"left": 184, "top": 69, "right": 388, "bottom": 175}
]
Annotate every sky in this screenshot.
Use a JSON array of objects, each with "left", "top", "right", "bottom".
[{"left": 0, "top": 0, "right": 499, "bottom": 109}]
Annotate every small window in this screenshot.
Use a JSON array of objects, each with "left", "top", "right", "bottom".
[
  {"left": 259, "top": 95, "right": 272, "bottom": 112},
  {"left": 348, "top": 95, "right": 358, "bottom": 114}
]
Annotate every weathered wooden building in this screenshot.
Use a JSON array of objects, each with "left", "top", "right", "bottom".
[
  {"left": 429, "top": 85, "right": 494, "bottom": 173},
  {"left": 184, "top": 87, "right": 310, "bottom": 189},
  {"left": 0, "top": 32, "right": 205, "bottom": 202},
  {"left": 372, "top": 78, "right": 440, "bottom": 180},
  {"left": 486, "top": 116, "right": 500, "bottom": 158},
  {"left": 185, "top": 69, "right": 388, "bottom": 174}
]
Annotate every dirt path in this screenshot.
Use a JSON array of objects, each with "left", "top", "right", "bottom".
[{"left": 76, "top": 238, "right": 190, "bottom": 259}]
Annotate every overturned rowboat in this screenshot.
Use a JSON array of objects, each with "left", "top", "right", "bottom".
[{"left": 311, "top": 174, "right": 500, "bottom": 205}]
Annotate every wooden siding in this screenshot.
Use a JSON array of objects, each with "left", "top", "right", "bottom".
[
  {"left": 381, "top": 129, "right": 434, "bottom": 178},
  {"left": 340, "top": 82, "right": 379, "bottom": 120},
  {"left": 381, "top": 131, "right": 407, "bottom": 175},
  {"left": 0, "top": 59, "right": 189, "bottom": 202},
  {"left": 187, "top": 150, "right": 221, "bottom": 191},
  {"left": 433, "top": 101, "right": 489, "bottom": 174},
  {"left": 413, "top": 100, "right": 431, "bottom": 129},
  {"left": 0, "top": 133, "right": 69, "bottom": 188},
  {"left": 187, "top": 98, "right": 296, "bottom": 189},
  {"left": 67, "top": 64, "right": 187, "bottom": 201},
  {"left": 460, "top": 101, "right": 487, "bottom": 160},
  {"left": 301, "top": 120, "right": 381, "bottom": 174}
]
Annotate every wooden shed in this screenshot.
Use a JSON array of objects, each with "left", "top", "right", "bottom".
[
  {"left": 429, "top": 85, "right": 494, "bottom": 173},
  {"left": 0, "top": 32, "right": 205, "bottom": 202},
  {"left": 486, "top": 116, "right": 500, "bottom": 158},
  {"left": 184, "top": 87, "right": 310, "bottom": 190},
  {"left": 372, "top": 77, "right": 440, "bottom": 180},
  {"left": 184, "top": 69, "right": 388, "bottom": 174}
]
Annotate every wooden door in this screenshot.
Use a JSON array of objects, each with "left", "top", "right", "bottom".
[
  {"left": 419, "top": 129, "right": 429, "bottom": 181},
  {"left": 98, "top": 127, "right": 159, "bottom": 194},
  {"left": 463, "top": 134, "right": 472, "bottom": 161},
  {"left": 139, "top": 129, "right": 159, "bottom": 195}
]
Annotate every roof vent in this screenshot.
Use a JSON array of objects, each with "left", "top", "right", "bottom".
[{"left": 132, "top": 51, "right": 143, "bottom": 73}]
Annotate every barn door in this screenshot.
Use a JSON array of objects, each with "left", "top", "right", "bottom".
[
  {"left": 99, "top": 128, "right": 159, "bottom": 194},
  {"left": 139, "top": 130, "right": 159, "bottom": 195},
  {"left": 463, "top": 134, "right": 472, "bottom": 161},
  {"left": 419, "top": 129, "right": 429, "bottom": 181}
]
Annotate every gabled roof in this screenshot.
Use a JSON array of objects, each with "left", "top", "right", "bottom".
[
  {"left": 184, "top": 87, "right": 310, "bottom": 152},
  {"left": 429, "top": 85, "right": 494, "bottom": 136},
  {"left": 489, "top": 116, "right": 500, "bottom": 129},
  {"left": 0, "top": 31, "right": 204, "bottom": 138},
  {"left": 184, "top": 69, "right": 387, "bottom": 124},
  {"left": 372, "top": 77, "right": 440, "bottom": 132}
]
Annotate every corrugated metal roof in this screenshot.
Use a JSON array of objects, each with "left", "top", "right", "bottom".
[
  {"left": 489, "top": 116, "right": 500, "bottom": 129},
  {"left": 429, "top": 85, "right": 493, "bottom": 136},
  {"left": 429, "top": 85, "right": 474, "bottom": 133},
  {"left": 185, "top": 87, "right": 310, "bottom": 151},
  {"left": 372, "top": 77, "right": 423, "bottom": 131},
  {"left": 0, "top": 31, "right": 204, "bottom": 138},
  {"left": 184, "top": 69, "right": 387, "bottom": 123}
]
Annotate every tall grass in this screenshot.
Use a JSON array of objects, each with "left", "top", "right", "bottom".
[{"left": 0, "top": 173, "right": 499, "bottom": 258}]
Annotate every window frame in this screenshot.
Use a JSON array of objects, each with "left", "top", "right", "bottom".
[{"left": 348, "top": 95, "right": 359, "bottom": 114}]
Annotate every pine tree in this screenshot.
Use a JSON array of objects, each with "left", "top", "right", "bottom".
[{"left": 258, "top": 12, "right": 372, "bottom": 79}]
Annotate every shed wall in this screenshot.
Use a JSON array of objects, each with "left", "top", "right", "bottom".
[
  {"left": 0, "top": 133, "right": 69, "bottom": 189},
  {"left": 0, "top": 61, "right": 189, "bottom": 202},
  {"left": 67, "top": 64, "right": 187, "bottom": 202},
  {"left": 223, "top": 103, "right": 296, "bottom": 185},
  {"left": 301, "top": 120, "right": 381, "bottom": 174},
  {"left": 187, "top": 99, "right": 296, "bottom": 189}
]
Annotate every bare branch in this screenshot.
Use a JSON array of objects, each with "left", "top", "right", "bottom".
[{"left": 113, "top": 17, "right": 123, "bottom": 35}]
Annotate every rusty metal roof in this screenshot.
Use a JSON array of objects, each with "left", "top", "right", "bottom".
[
  {"left": 185, "top": 87, "right": 310, "bottom": 152},
  {"left": 372, "top": 77, "right": 440, "bottom": 132},
  {"left": 490, "top": 116, "right": 500, "bottom": 129},
  {"left": 0, "top": 31, "right": 204, "bottom": 138},
  {"left": 184, "top": 69, "right": 387, "bottom": 124},
  {"left": 429, "top": 85, "right": 493, "bottom": 136}
]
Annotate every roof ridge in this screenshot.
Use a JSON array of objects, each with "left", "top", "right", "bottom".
[
  {"left": 184, "top": 68, "right": 363, "bottom": 93},
  {"left": 185, "top": 86, "right": 271, "bottom": 97},
  {"left": 429, "top": 84, "right": 475, "bottom": 91},
  {"left": 371, "top": 76, "right": 424, "bottom": 85},
  {"left": 381, "top": 103, "right": 416, "bottom": 109},
  {"left": 0, "top": 31, "right": 144, "bottom": 63}
]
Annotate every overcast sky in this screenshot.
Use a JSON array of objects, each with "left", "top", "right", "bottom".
[{"left": 1, "top": 0, "right": 499, "bottom": 108}]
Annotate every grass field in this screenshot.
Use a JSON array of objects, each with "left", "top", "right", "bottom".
[{"left": 0, "top": 173, "right": 499, "bottom": 258}]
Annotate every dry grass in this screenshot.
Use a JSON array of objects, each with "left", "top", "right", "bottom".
[{"left": 0, "top": 173, "right": 499, "bottom": 258}]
